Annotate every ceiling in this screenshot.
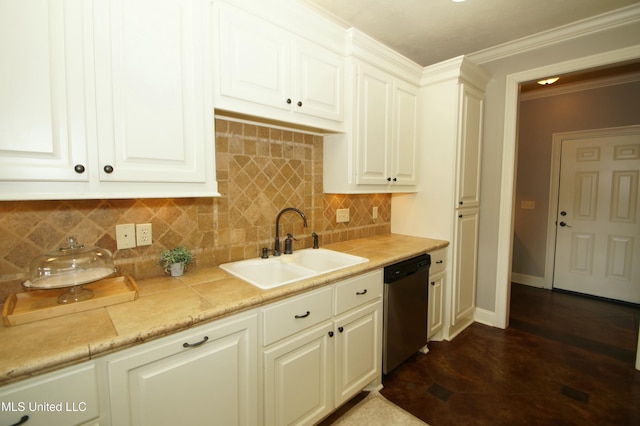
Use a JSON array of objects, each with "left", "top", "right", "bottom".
[{"left": 301, "top": 0, "right": 640, "bottom": 67}]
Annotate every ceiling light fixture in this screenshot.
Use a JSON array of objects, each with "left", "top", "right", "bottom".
[
  {"left": 451, "top": 0, "right": 466, "bottom": 3},
  {"left": 537, "top": 77, "right": 560, "bottom": 85}
]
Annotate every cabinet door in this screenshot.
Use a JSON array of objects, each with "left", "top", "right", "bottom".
[
  {"left": 108, "top": 313, "right": 258, "bottom": 426},
  {"left": 217, "top": 2, "right": 291, "bottom": 112},
  {"left": 0, "top": 362, "right": 100, "bottom": 426},
  {"left": 94, "top": 0, "right": 211, "bottom": 184},
  {"left": 334, "top": 300, "right": 382, "bottom": 406},
  {"left": 456, "top": 83, "right": 484, "bottom": 208},
  {"left": 392, "top": 80, "right": 419, "bottom": 185},
  {"left": 355, "top": 61, "right": 392, "bottom": 185},
  {"left": 294, "top": 40, "right": 344, "bottom": 122},
  {"left": 263, "top": 322, "right": 334, "bottom": 426},
  {"left": 452, "top": 208, "right": 479, "bottom": 326},
  {"left": 0, "top": 0, "right": 91, "bottom": 183},
  {"left": 428, "top": 272, "right": 445, "bottom": 339}
]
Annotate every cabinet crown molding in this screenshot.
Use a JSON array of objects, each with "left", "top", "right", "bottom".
[
  {"left": 421, "top": 55, "right": 491, "bottom": 90},
  {"left": 347, "top": 28, "right": 423, "bottom": 83}
]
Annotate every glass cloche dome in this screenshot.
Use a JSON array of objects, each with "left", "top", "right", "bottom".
[{"left": 24, "top": 236, "right": 116, "bottom": 304}]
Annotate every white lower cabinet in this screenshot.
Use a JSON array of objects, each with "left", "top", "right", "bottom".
[
  {"left": 105, "top": 311, "right": 258, "bottom": 426},
  {"left": 427, "top": 249, "right": 446, "bottom": 340},
  {"left": 262, "top": 270, "right": 383, "bottom": 425},
  {"left": 0, "top": 361, "right": 101, "bottom": 426}
]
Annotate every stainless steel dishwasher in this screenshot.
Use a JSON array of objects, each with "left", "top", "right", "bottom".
[{"left": 382, "top": 254, "right": 430, "bottom": 374}]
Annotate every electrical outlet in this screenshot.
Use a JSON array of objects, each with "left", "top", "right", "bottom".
[
  {"left": 136, "top": 223, "right": 152, "bottom": 246},
  {"left": 521, "top": 201, "right": 536, "bottom": 210},
  {"left": 336, "top": 208, "right": 350, "bottom": 223},
  {"left": 116, "top": 224, "right": 136, "bottom": 249},
  {"left": 372, "top": 206, "right": 378, "bottom": 219}
]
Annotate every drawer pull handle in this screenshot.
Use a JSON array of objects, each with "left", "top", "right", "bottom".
[
  {"left": 183, "top": 336, "right": 209, "bottom": 348},
  {"left": 295, "top": 311, "right": 311, "bottom": 319},
  {"left": 10, "top": 415, "right": 29, "bottom": 426},
  {"left": 436, "top": 260, "right": 443, "bottom": 264},
  {"left": 356, "top": 289, "right": 368, "bottom": 295}
]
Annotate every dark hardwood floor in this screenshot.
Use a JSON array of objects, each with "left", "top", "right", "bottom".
[{"left": 327, "top": 283, "right": 640, "bottom": 425}]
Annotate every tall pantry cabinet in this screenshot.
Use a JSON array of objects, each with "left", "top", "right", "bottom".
[{"left": 391, "top": 56, "right": 490, "bottom": 340}]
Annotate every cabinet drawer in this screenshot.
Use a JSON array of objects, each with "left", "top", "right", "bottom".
[
  {"left": 263, "top": 287, "right": 333, "bottom": 346},
  {"left": 429, "top": 248, "right": 447, "bottom": 275},
  {"left": 0, "top": 362, "right": 100, "bottom": 426},
  {"left": 334, "top": 269, "right": 383, "bottom": 315}
]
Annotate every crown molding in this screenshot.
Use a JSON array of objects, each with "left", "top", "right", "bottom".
[{"left": 468, "top": 3, "right": 640, "bottom": 65}]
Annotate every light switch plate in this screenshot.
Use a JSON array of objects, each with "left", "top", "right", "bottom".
[
  {"left": 136, "top": 223, "right": 152, "bottom": 246},
  {"left": 521, "top": 201, "right": 536, "bottom": 209},
  {"left": 336, "top": 208, "right": 350, "bottom": 223},
  {"left": 116, "top": 224, "right": 136, "bottom": 249},
  {"left": 372, "top": 206, "right": 378, "bottom": 219}
]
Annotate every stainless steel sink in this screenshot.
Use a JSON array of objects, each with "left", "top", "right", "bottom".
[{"left": 219, "top": 248, "right": 368, "bottom": 289}]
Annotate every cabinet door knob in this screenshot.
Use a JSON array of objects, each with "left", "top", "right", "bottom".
[
  {"left": 103, "top": 165, "right": 114, "bottom": 174},
  {"left": 431, "top": 281, "right": 435, "bottom": 286},
  {"left": 328, "top": 331, "right": 334, "bottom": 337},
  {"left": 436, "top": 260, "right": 443, "bottom": 264},
  {"left": 297, "top": 101, "right": 302, "bottom": 107},
  {"left": 393, "top": 177, "right": 397, "bottom": 182},
  {"left": 458, "top": 214, "right": 463, "bottom": 218},
  {"left": 286, "top": 98, "right": 292, "bottom": 104},
  {"left": 338, "top": 326, "right": 344, "bottom": 333},
  {"left": 74, "top": 164, "right": 86, "bottom": 174},
  {"left": 387, "top": 177, "right": 391, "bottom": 182}
]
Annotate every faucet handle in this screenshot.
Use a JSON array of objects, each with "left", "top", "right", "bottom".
[{"left": 312, "top": 232, "right": 319, "bottom": 249}]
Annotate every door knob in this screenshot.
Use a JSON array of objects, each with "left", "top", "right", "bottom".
[
  {"left": 559, "top": 221, "right": 572, "bottom": 227},
  {"left": 560, "top": 211, "right": 567, "bottom": 216}
]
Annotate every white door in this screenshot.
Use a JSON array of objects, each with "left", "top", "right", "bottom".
[{"left": 554, "top": 129, "right": 640, "bottom": 303}]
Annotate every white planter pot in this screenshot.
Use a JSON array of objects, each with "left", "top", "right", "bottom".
[{"left": 169, "top": 262, "right": 185, "bottom": 277}]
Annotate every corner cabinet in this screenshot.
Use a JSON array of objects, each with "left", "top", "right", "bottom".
[
  {"left": 0, "top": 0, "right": 218, "bottom": 200},
  {"left": 323, "top": 30, "right": 422, "bottom": 193},
  {"left": 105, "top": 311, "right": 258, "bottom": 426},
  {"left": 262, "top": 270, "right": 383, "bottom": 425},
  {"left": 213, "top": 1, "right": 345, "bottom": 132},
  {"left": 391, "top": 56, "right": 489, "bottom": 341}
]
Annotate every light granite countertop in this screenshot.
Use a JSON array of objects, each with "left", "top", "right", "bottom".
[{"left": 0, "top": 234, "right": 448, "bottom": 386}]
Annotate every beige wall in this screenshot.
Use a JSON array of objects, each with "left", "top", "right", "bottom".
[
  {"left": 0, "top": 118, "right": 391, "bottom": 302},
  {"left": 513, "top": 80, "right": 640, "bottom": 279}
]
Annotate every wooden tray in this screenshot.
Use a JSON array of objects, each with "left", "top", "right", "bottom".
[{"left": 2, "top": 275, "right": 138, "bottom": 326}]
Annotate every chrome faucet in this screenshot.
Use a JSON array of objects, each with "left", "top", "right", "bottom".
[{"left": 274, "top": 207, "right": 307, "bottom": 256}]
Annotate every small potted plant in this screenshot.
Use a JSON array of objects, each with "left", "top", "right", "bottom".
[{"left": 158, "top": 246, "right": 194, "bottom": 277}]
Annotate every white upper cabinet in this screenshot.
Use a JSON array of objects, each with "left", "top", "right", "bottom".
[
  {"left": 214, "top": 1, "right": 344, "bottom": 131},
  {"left": 94, "top": 0, "right": 212, "bottom": 185},
  {"left": 0, "top": 0, "right": 91, "bottom": 184},
  {"left": 324, "top": 31, "right": 422, "bottom": 193},
  {"left": 0, "top": 0, "right": 218, "bottom": 200},
  {"left": 455, "top": 83, "right": 484, "bottom": 208}
]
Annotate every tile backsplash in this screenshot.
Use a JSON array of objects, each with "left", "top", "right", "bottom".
[{"left": 0, "top": 118, "right": 390, "bottom": 302}]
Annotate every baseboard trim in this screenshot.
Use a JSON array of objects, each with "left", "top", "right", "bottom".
[
  {"left": 474, "top": 307, "right": 496, "bottom": 328},
  {"left": 511, "top": 273, "right": 547, "bottom": 288}
]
